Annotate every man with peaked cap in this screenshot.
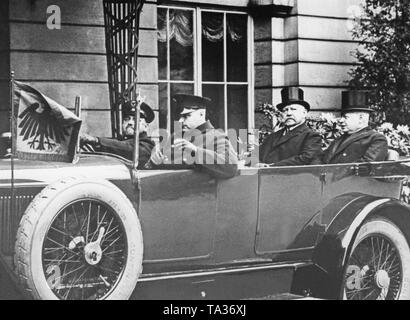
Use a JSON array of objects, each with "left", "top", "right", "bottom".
[
  {"left": 80, "top": 100, "right": 155, "bottom": 167},
  {"left": 317, "top": 90, "right": 388, "bottom": 164},
  {"left": 258, "top": 87, "right": 323, "bottom": 167},
  {"left": 148, "top": 93, "right": 238, "bottom": 179}
]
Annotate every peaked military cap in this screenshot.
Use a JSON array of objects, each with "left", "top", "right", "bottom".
[
  {"left": 122, "top": 100, "right": 155, "bottom": 123},
  {"left": 173, "top": 94, "right": 212, "bottom": 115}
]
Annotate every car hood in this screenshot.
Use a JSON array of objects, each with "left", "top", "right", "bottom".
[
  {"left": 0, "top": 154, "right": 131, "bottom": 185},
  {"left": 0, "top": 154, "right": 193, "bottom": 186}
]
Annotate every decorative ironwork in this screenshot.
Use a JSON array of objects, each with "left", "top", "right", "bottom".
[{"left": 103, "top": 0, "right": 145, "bottom": 138}]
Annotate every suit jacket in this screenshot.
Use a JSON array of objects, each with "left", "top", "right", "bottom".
[
  {"left": 319, "top": 126, "right": 388, "bottom": 164},
  {"left": 98, "top": 132, "right": 155, "bottom": 168},
  {"left": 259, "top": 123, "right": 323, "bottom": 166},
  {"left": 154, "top": 121, "right": 238, "bottom": 179}
]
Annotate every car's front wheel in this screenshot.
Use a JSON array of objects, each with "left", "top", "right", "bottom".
[
  {"left": 14, "top": 177, "right": 143, "bottom": 300},
  {"left": 342, "top": 217, "right": 410, "bottom": 300}
]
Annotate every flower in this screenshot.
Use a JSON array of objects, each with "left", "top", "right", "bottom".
[
  {"left": 376, "top": 122, "right": 410, "bottom": 156},
  {"left": 397, "top": 125, "right": 410, "bottom": 136},
  {"left": 379, "top": 122, "right": 394, "bottom": 132},
  {"left": 321, "top": 113, "right": 338, "bottom": 123}
]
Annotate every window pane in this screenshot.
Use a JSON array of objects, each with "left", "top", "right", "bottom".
[
  {"left": 170, "top": 9, "right": 194, "bottom": 81},
  {"left": 227, "top": 14, "right": 247, "bottom": 82},
  {"left": 158, "top": 8, "right": 168, "bottom": 80},
  {"left": 159, "top": 83, "right": 168, "bottom": 130},
  {"left": 202, "top": 12, "right": 224, "bottom": 82},
  {"left": 228, "top": 85, "right": 248, "bottom": 133},
  {"left": 170, "top": 83, "right": 194, "bottom": 130},
  {"left": 203, "top": 84, "right": 225, "bottom": 130}
]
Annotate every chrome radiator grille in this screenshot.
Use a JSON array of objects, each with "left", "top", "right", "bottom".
[{"left": 0, "top": 194, "right": 35, "bottom": 255}]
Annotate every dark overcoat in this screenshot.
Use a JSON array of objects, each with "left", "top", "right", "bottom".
[
  {"left": 259, "top": 123, "right": 323, "bottom": 166},
  {"left": 319, "top": 126, "right": 388, "bottom": 164},
  {"left": 98, "top": 132, "right": 155, "bottom": 168},
  {"left": 154, "top": 121, "right": 238, "bottom": 179}
]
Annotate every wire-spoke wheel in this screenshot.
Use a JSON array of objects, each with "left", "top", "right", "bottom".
[
  {"left": 42, "top": 199, "right": 127, "bottom": 300},
  {"left": 342, "top": 217, "right": 410, "bottom": 300},
  {"left": 15, "top": 177, "right": 143, "bottom": 300}
]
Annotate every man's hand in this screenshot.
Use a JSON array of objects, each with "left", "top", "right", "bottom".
[
  {"left": 80, "top": 134, "right": 99, "bottom": 145},
  {"left": 173, "top": 138, "right": 198, "bottom": 154},
  {"left": 150, "top": 145, "right": 167, "bottom": 165},
  {"left": 255, "top": 163, "right": 273, "bottom": 168}
]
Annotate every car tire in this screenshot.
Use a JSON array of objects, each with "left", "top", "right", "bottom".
[
  {"left": 14, "top": 177, "right": 143, "bottom": 300},
  {"left": 342, "top": 217, "right": 410, "bottom": 300}
]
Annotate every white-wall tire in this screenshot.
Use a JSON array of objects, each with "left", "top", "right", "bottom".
[
  {"left": 14, "top": 177, "right": 143, "bottom": 300},
  {"left": 342, "top": 217, "right": 410, "bottom": 300}
]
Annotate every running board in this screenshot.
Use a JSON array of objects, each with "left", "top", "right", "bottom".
[{"left": 132, "top": 261, "right": 313, "bottom": 300}]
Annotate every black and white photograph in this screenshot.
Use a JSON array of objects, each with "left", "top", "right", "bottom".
[{"left": 0, "top": 0, "right": 410, "bottom": 304}]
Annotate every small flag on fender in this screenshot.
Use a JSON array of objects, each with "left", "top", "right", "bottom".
[{"left": 12, "top": 81, "right": 82, "bottom": 162}]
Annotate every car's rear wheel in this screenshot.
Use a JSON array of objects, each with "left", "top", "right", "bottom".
[
  {"left": 342, "top": 217, "right": 410, "bottom": 300},
  {"left": 14, "top": 177, "right": 143, "bottom": 300}
]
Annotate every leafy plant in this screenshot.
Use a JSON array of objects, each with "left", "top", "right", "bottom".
[
  {"left": 305, "top": 113, "right": 344, "bottom": 149},
  {"left": 377, "top": 122, "right": 410, "bottom": 156},
  {"left": 255, "top": 103, "right": 283, "bottom": 144}
]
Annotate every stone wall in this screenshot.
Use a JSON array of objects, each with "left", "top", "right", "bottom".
[
  {"left": 280, "top": 0, "right": 363, "bottom": 114},
  {"left": 1, "top": 0, "right": 158, "bottom": 137}
]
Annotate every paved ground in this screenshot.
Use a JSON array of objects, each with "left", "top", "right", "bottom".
[{"left": 0, "top": 263, "right": 22, "bottom": 300}]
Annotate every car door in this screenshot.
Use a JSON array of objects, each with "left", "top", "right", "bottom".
[
  {"left": 138, "top": 169, "right": 218, "bottom": 264},
  {"left": 255, "top": 165, "right": 324, "bottom": 256},
  {"left": 321, "top": 163, "right": 402, "bottom": 210}
]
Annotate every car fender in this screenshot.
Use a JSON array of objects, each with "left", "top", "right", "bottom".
[{"left": 304, "top": 193, "right": 410, "bottom": 298}]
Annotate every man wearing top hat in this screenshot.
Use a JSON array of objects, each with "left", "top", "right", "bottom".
[
  {"left": 80, "top": 100, "right": 155, "bottom": 168},
  {"left": 258, "top": 87, "right": 323, "bottom": 167},
  {"left": 148, "top": 93, "right": 238, "bottom": 179},
  {"left": 318, "top": 90, "right": 388, "bottom": 164}
]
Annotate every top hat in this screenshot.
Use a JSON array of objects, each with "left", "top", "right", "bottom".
[
  {"left": 122, "top": 100, "right": 155, "bottom": 123},
  {"left": 173, "top": 94, "right": 212, "bottom": 115},
  {"left": 276, "top": 87, "right": 310, "bottom": 111},
  {"left": 341, "top": 90, "right": 373, "bottom": 114}
]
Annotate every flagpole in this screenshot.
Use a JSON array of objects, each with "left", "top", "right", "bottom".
[
  {"left": 133, "top": 91, "right": 143, "bottom": 171},
  {"left": 10, "top": 71, "right": 15, "bottom": 216}
]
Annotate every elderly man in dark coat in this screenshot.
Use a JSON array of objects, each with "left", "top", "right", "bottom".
[
  {"left": 147, "top": 94, "right": 238, "bottom": 179},
  {"left": 318, "top": 91, "right": 388, "bottom": 164},
  {"left": 80, "top": 100, "right": 155, "bottom": 167},
  {"left": 258, "top": 87, "right": 322, "bottom": 167}
]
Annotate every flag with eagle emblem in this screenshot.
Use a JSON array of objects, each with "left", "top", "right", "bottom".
[{"left": 13, "top": 81, "right": 82, "bottom": 162}]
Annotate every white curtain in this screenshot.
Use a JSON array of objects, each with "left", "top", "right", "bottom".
[{"left": 158, "top": 10, "right": 243, "bottom": 47}]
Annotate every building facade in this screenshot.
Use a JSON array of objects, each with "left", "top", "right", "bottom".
[{"left": 0, "top": 0, "right": 363, "bottom": 139}]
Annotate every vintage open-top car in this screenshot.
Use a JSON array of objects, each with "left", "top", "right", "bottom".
[{"left": 2, "top": 137, "right": 410, "bottom": 300}]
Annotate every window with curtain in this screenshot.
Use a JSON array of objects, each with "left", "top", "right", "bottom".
[{"left": 158, "top": 6, "right": 251, "bottom": 134}]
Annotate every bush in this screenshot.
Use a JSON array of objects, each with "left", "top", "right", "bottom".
[{"left": 349, "top": 0, "right": 410, "bottom": 125}]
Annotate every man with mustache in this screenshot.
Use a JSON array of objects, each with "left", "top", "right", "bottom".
[
  {"left": 147, "top": 94, "right": 238, "bottom": 179},
  {"left": 258, "top": 87, "right": 322, "bottom": 167},
  {"left": 317, "top": 90, "right": 388, "bottom": 164},
  {"left": 80, "top": 100, "right": 155, "bottom": 168}
]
